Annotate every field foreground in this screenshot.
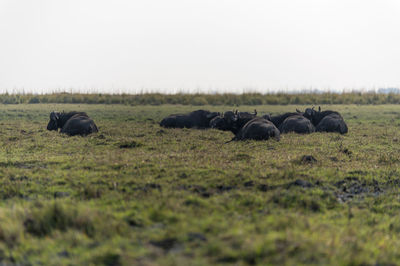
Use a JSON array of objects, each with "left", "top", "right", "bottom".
[{"left": 0, "top": 104, "right": 399, "bottom": 265}]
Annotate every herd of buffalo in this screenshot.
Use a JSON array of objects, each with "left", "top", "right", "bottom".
[
  {"left": 45, "top": 107, "right": 347, "bottom": 142},
  {"left": 159, "top": 107, "right": 348, "bottom": 142}
]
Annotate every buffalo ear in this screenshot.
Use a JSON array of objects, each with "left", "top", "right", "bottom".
[
  {"left": 296, "top": 108, "right": 301, "bottom": 113},
  {"left": 318, "top": 106, "right": 321, "bottom": 112}
]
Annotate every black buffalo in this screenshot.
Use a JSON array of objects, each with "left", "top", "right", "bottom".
[
  {"left": 236, "top": 110, "right": 258, "bottom": 130},
  {"left": 47, "top": 111, "right": 98, "bottom": 136},
  {"left": 262, "top": 111, "right": 314, "bottom": 134},
  {"left": 264, "top": 112, "right": 301, "bottom": 128},
  {"left": 316, "top": 113, "right": 348, "bottom": 134},
  {"left": 211, "top": 110, "right": 257, "bottom": 134},
  {"left": 209, "top": 115, "right": 230, "bottom": 131},
  {"left": 303, "top": 107, "right": 348, "bottom": 134},
  {"left": 212, "top": 111, "right": 238, "bottom": 132},
  {"left": 160, "top": 110, "right": 219, "bottom": 129},
  {"left": 230, "top": 117, "right": 280, "bottom": 141},
  {"left": 279, "top": 115, "right": 315, "bottom": 134}
]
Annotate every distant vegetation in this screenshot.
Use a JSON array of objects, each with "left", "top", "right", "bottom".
[{"left": 2, "top": 92, "right": 400, "bottom": 105}]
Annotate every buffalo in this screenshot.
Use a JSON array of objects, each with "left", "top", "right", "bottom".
[
  {"left": 279, "top": 115, "right": 315, "bottom": 134},
  {"left": 209, "top": 116, "right": 226, "bottom": 130},
  {"left": 262, "top": 111, "right": 314, "bottom": 134},
  {"left": 212, "top": 111, "right": 237, "bottom": 132},
  {"left": 230, "top": 117, "right": 280, "bottom": 142},
  {"left": 316, "top": 113, "right": 348, "bottom": 134},
  {"left": 265, "top": 112, "right": 301, "bottom": 129},
  {"left": 160, "top": 110, "right": 220, "bottom": 129},
  {"left": 235, "top": 110, "right": 258, "bottom": 131},
  {"left": 209, "top": 111, "right": 237, "bottom": 132},
  {"left": 303, "top": 107, "right": 348, "bottom": 134},
  {"left": 47, "top": 111, "right": 98, "bottom": 136},
  {"left": 211, "top": 110, "right": 257, "bottom": 134}
]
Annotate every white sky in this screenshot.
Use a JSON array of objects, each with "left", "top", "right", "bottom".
[{"left": 1, "top": 0, "right": 400, "bottom": 93}]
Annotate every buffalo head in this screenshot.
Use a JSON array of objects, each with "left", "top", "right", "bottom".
[
  {"left": 47, "top": 111, "right": 60, "bottom": 131},
  {"left": 303, "top": 107, "right": 316, "bottom": 120},
  {"left": 223, "top": 111, "right": 237, "bottom": 125},
  {"left": 210, "top": 116, "right": 226, "bottom": 129}
]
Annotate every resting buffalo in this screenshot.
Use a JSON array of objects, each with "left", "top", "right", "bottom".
[
  {"left": 236, "top": 110, "right": 258, "bottom": 128},
  {"left": 303, "top": 107, "right": 348, "bottom": 134},
  {"left": 266, "top": 112, "right": 301, "bottom": 129},
  {"left": 47, "top": 111, "right": 98, "bottom": 136},
  {"left": 160, "top": 110, "right": 219, "bottom": 129},
  {"left": 211, "top": 110, "right": 257, "bottom": 134},
  {"left": 211, "top": 111, "right": 237, "bottom": 132},
  {"left": 316, "top": 113, "right": 348, "bottom": 134},
  {"left": 230, "top": 117, "right": 280, "bottom": 141},
  {"left": 262, "top": 111, "right": 314, "bottom": 134},
  {"left": 279, "top": 115, "right": 315, "bottom": 134},
  {"left": 209, "top": 116, "right": 226, "bottom": 130}
]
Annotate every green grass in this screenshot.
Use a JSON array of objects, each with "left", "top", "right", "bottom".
[{"left": 0, "top": 104, "right": 399, "bottom": 265}]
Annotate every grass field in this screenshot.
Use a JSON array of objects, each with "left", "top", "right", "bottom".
[{"left": 0, "top": 103, "right": 400, "bottom": 265}]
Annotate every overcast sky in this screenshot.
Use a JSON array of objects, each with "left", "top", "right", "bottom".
[{"left": 1, "top": 0, "right": 400, "bottom": 93}]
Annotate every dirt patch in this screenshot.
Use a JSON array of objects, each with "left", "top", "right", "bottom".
[
  {"left": 216, "top": 185, "right": 236, "bottom": 193},
  {"left": 150, "top": 238, "right": 178, "bottom": 251},
  {"left": 300, "top": 155, "right": 317, "bottom": 164},
  {"left": 119, "top": 140, "right": 143, "bottom": 149},
  {"left": 188, "top": 185, "right": 211, "bottom": 198},
  {"left": 178, "top": 184, "right": 237, "bottom": 197},
  {"left": 340, "top": 148, "right": 352, "bottom": 156},
  {"left": 0, "top": 161, "right": 50, "bottom": 169},
  {"left": 134, "top": 183, "right": 162, "bottom": 193},
  {"left": 187, "top": 232, "right": 207, "bottom": 242},
  {"left": 256, "top": 176, "right": 387, "bottom": 204},
  {"left": 258, "top": 184, "right": 270, "bottom": 192},
  {"left": 243, "top": 181, "right": 254, "bottom": 187},
  {"left": 334, "top": 177, "right": 383, "bottom": 203},
  {"left": 54, "top": 191, "right": 70, "bottom": 198},
  {"left": 287, "top": 179, "right": 313, "bottom": 188},
  {"left": 9, "top": 176, "right": 30, "bottom": 182},
  {"left": 257, "top": 179, "right": 313, "bottom": 192}
]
